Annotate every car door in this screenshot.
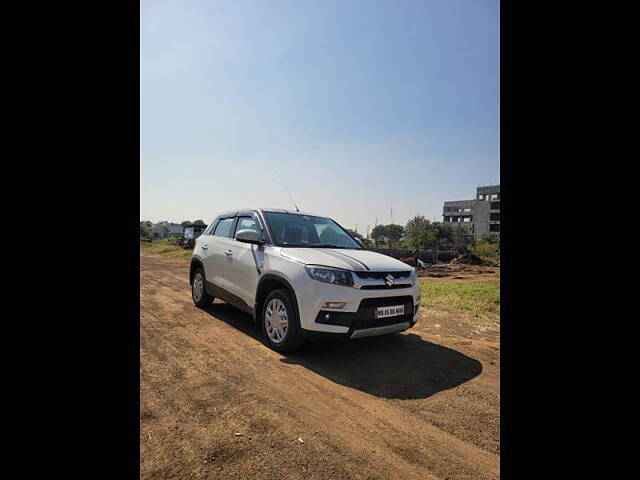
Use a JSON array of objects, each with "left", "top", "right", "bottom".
[
  {"left": 224, "top": 215, "right": 265, "bottom": 307},
  {"left": 195, "top": 219, "right": 217, "bottom": 275},
  {"left": 202, "top": 216, "right": 237, "bottom": 293}
]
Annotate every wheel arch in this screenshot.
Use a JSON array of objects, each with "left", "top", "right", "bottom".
[
  {"left": 189, "top": 258, "right": 205, "bottom": 285},
  {"left": 255, "top": 274, "right": 300, "bottom": 328}
]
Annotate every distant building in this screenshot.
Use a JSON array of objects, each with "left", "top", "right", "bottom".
[
  {"left": 442, "top": 185, "right": 500, "bottom": 240},
  {"left": 152, "top": 221, "right": 183, "bottom": 238}
]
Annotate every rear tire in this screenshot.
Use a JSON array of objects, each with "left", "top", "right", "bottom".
[
  {"left": 191, "top": 268, "right": 214, "bottom": 308},
  {"left": 261, "top": 289, "right": 306, "bottom": 352}
]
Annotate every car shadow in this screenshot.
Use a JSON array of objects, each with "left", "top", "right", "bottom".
[
  {"left": 281, "top": 334, "right": 483, "bottom": 400},
  {"left": 203, "top": 302, "right": 482, "bottom": 400},
  {"left": 203, "top": 301, "right": 263, "bottom": 341}
]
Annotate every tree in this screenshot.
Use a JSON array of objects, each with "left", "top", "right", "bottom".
[
  {"left": 404, "top": 215, "right": 433, "bottom": 251},
  {"left": 193, "top": 219, "right": 206, "bottom": 225},
  {"left": 140, "top": 222, "right": 153, "bottom": 239},
  {"left": 431, "top": 222, "right": 453, "bottom": 261},
  {"left": 140, "top": 220, "right": 154, "bottom": 239},
  {"left": 386, "top": 224, "right": 404, "bottom": 249},
  {"left": 452, "top": 224, "right": 474, "bottom": 254},
  {"left": 370, "top": 225, "right": 388, "bottom": 247},
  {"left": 181, "top": 220, "right": 192, "bottom": 226}
]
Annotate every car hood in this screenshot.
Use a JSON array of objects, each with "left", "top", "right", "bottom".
[{"left": 279, "top": 248, "right": 411, "bottom": 271}]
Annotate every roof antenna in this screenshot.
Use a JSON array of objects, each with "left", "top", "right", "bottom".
[{"left": 277, "top": 175, "right": 300, "bottom": 212}]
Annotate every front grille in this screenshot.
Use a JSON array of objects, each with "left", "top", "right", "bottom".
[{"left": 355, "top": 271, "right": 411, "bottom": 280}]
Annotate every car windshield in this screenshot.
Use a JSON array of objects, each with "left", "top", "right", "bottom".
[{"left": 264, "top": 212, "right": 362, "bottom": 249}]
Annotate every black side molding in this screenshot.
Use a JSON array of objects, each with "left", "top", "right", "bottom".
[{"left": 205, "top": 281, "right": 255, "bottom": 317}]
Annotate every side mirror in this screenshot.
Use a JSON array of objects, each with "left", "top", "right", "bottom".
[
  {"left": 235, "top": 229, "right": 263, "bottom": 245},
  {"left": 355, "top": 237, "right": 366, "bottom": 249}
]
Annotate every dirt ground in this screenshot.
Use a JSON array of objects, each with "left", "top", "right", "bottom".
[{"left": 140, "top": 255, "right": 499, "bottom": 479}]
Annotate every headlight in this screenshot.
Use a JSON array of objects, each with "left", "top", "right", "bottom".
[
  {"left": 411, "top": 268, "right": 418, "bottom": 286},
  {"left": 305, "top": 266, "right": 354, "bottom": 287}
]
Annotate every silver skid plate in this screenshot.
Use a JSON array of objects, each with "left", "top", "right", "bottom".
[{"left": 350, "top": 322, "right": 410, "bottom": 339}]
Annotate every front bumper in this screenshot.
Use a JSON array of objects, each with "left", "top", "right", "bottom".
[
  {"left": 295, "top": 277, "right": 421, "bottom": 339},
  {"left": 350, "top": 322, "right": 411, "bottom": 339}
]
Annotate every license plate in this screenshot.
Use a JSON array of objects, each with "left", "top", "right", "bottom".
[{"left": 374, "top": 304, "right": 405, "bottom": 319}]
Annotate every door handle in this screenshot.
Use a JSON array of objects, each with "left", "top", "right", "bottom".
[
  {"left": 225, "top": 249, "right": 233, "bottom": 256},
  {"left": 202, "top": 244, "right": 208, "bottom": 249}
]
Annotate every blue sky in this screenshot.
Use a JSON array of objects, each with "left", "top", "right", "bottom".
[{"left": 141, "top": 0, "right": 499, "bottom": 234}]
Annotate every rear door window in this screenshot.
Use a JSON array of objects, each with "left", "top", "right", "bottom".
[
  {"left": 203, "top": 220, "right": 218, "bottom": 236},
  {"left": 213, "top": 218, "right": 237, "bottom": 238}
]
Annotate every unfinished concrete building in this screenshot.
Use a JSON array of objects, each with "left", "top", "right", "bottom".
[{"left": 442, "top": 185, "right": 500, "bottom": 240}]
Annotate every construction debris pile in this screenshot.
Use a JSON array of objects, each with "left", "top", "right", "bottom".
[
  {"left": 417, "top": 259, "right": 498, "bottom": 278},
  {"left": 398, "top": 257, "right": 418, "bottom": 267},
  {"left": 452, "top": 253, "right": 498, "bottom": 267}
]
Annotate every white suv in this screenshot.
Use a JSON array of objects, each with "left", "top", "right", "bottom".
[{"left": 189, "top": 209, "right": 421, "bottom": 352}]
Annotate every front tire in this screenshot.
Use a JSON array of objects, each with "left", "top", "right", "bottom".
[
  {"left": 191, "top": 268, "right": 214, "bottom": 308},
  {"left": 261, "top": 289, "right": 306, "bottom": 352}
]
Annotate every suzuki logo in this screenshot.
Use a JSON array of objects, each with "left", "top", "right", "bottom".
[{"left": 384, "top": 274, "right": 395, "bottom": 286}]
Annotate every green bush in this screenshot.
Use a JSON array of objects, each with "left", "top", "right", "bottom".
[{"left": 470, "top": 240, "right": 498, "bottom": 259}]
